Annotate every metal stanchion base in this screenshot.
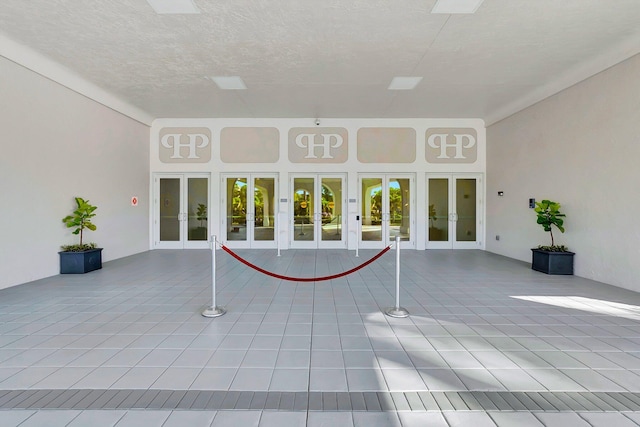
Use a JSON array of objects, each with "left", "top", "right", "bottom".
[
  {"left": 202, "top": 306, "right": 227, "bottom": 318},
  {"left": 384, "top": 307, "right": 410, "bottom": 318}
]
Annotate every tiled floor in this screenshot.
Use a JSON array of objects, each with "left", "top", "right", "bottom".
[{"left": 1, "top": 248, "right": 640, "bottom": 426}]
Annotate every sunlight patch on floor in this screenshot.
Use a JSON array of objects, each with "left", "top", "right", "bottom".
[{"left": 512, "top": 295, "right": 640, "bottom": 320}]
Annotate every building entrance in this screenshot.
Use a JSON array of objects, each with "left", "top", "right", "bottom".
[
  {"left": 153, "top": 173, "right": 210, "bottom": 249},
  {"left": 359, "top": 174, "right": 415, "bottom": 249},
  {"left": 290, "top": 175, "right": 346, "bottom": 249},
  {"left": 427, "top": 174, "right": 482, "bottom": 249},
  {"left": 223, "top": 175, "right": 277, "bottom": 249}
]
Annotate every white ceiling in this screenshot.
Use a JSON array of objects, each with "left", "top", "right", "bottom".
[{"left": 1, "top": 0, "right": 640, "bottom": 125}]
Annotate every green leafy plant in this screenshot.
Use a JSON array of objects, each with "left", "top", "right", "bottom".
[
  {"left": 534, "top": 199, "right": 567, "bottom": 251},
  {"left": 196, "top": 203, "right": 207, "bottom": 227},
  {"left": 61, "top": 197, "right": 98, "bottom": 251},
  {"left": 428, "top": 203, "right": 437, "bottom": 227}
]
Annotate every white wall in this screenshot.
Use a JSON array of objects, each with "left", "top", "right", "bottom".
[
  {"left": 150, "top": 118, "right": 486, "bottom": 251},
  {"left": 486, "top": 54, "right": 640, "bottom": 292},
  {"left": 0, "top": 56, "right": 150, "bottom": 290}
]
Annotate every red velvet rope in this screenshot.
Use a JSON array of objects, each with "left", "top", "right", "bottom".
[{"left": 221, "top": 245, "right": 391, "bottom": 282}]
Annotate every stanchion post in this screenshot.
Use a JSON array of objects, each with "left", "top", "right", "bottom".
[
  {"left": 355, "top": 215, "right": 360, "bottom": 258},
  {"left": 202, "top": 235, "right": 227, "bottom": 318},
  {"left": 384, "top": 236, "right": 409, "bottom": 318}
]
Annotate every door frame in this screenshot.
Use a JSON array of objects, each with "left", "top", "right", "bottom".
[
  {"left": 290, "top": 174, "right": 347, "bottom": 249},
  {"left": 153, "top": 173, "right": 211, "bottom": 249},
  {"left": 358, "top": 173, "right": 415, "bottom": 250},
  {"left": 426, "top": 173, "right": 483, "bottom": 249},
  {"left": 222, "top": 174, "right": 278, "bottom": 249}
]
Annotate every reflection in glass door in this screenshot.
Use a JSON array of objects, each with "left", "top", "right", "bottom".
[
  {"left": 360, "top": 175, "right": 414, "bottom": 249},
  {"left": 427, "top": 174, "right": 482, "bottom": 249},
  {"left": 155, "top": 174, "right": 209, "bottom": 249},
  {"left": 224, "top": 175, "right": 277, "bottom": 248},
  {"left": 291, "top": 175, "right": 345, "bottom": 248}
]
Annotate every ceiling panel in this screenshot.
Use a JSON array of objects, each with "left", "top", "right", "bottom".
[{"left": 1, "top": 0, "right": 639, "bottom": 122}]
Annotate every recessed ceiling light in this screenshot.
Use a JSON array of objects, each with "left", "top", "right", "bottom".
[
  {"left": 431, "top": 0, "right": 484, "bottom": 14},
  {"left": 146, "top": 0, "right": 200, "bottom": 14},
  {"left": 388, "top": 77, "right": 423, "bottom": 90},
  {"left": 210, "top": 76, "right": 247, "bottom": 90}
]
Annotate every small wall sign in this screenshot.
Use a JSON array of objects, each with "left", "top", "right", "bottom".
[{"left": 131, "top": 196, "right": 139, "bottom": 206}]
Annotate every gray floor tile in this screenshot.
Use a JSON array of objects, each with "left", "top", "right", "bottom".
[
  {"left": 597, "top": 369, "right": 640, "bottom": 392},
  {"left": 72, "top": 367, "right": 129, "bottom": 389},
  {"left": 343, "top": 351, "right": 379, "bottom": 369},
  {"left": 471, "top": 351, "right": 520, "bottom": 369},
  {"left": 3, "top": 249, "right": 640, "bottom": 423},
  {"left": 110, "top": 367, "right": 166, "bottom": 389},
  {"left": 191, "top": 368, "right": 236, "bottom": 390},
  {"left": 488, "top": 369, "right": 546, "bottom": 391},
  {"left": 489, "top": 411, "right": 545, "bottom": 426},
  {"left": 561, "top": 369, "right": 627, "bottom": 392},
  {"left": 15, "top": 410, "right": 81, "bottom": 427},
  {"left": 307, "top": 411, "right": 354, "bottom": 427},
  {"left": 66, "top": 410, "right": 127, "bottom": 427},
  {"left": 534, "top": 412, "right": 591, "bottom": 427},
  {"left": 346, "top": 369, "right": 386, "bottom": 391},
  {"left": 579, "top": 412, "right": 640, "bottom": 427},
  {"left": 353, "top": 411, "right": 402, "bottom": 427},
  {"left": 242, "top": 350, "right": 278, "bottom": 368},
  {"left": 310, "top": 368, "right": 348, "bottom": 391},
  {"left": 311, "top": 350, "right": 345, "bottom": 368},
  {"left": 33, "top": 367, "right": 94, "bottom": 389},
  {"left": 444, "top": 411, "right": 498, "bottom": 427},
  {"left": 0, "top": 410, "right": 36, "bottom": 426},
  {"left": 250, "top": 335, "right": 283, "bottom": 349},
  {"left": 258, "top": 411, "right": 307, "bottom": 427},
  {"left": 208, "top": 342, "right": 246, "bottom": 361},
  {"left": 170, "top": 349, "right": 214, "bottom": 368},
  {"left": 160, "top": 410, "right": 217, "bottom": 426},
  {"left": 269, "top": 368, "right": 309, "bottom": 391},
  {"left": 113, "top": 410, "right": 171, "bottom": 426},
  {"left": 231, "top": 368, "right": 273, "bottom": 391},
  {"left": 102, "top": 349, "right": 151, "bottom": 367},
  {"left": 418, "top": 368, "right": 467, "bottom": 391},
  {"left": 211, "top": 410, "right": 261, "bottom": 427},
  {"left": 0, "top": 367, "right": 59, "bottom": 388},
  {"left": 398, "top": 412, "right": 448, "bottom": 427},
  {"left": 136, "top": 349, "right": 182, "bottom": 367},
  {"left": 275, "top": 350, "right": 310, "bottom": 368},
  {"left": 525, "top": 369, "right": 586, "bottom": 391},
  {"left": 150, "top": 367, "right": 200, "bottom": 389},
  {"left": 381, "top": 368, "right": 426, "bottom": 391}
]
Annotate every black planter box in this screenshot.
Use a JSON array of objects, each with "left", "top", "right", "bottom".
[
  {"left": 531, "top": 248, "right": 574, "bottom": 275},
  {"left": 59, "top": 248, "right": 103, "bottom": 274}
]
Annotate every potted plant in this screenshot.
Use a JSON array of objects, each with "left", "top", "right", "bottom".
[
  {"left": 59, "top": 197, "right": 102, "bottom": 274},
  {"left": 428, "top": 203, "right": 442, "bottom": 240},
  {"left": 189, "top": 203, "right": 208, "bottom": 240},
  {"left": 531, "top": 199, "right": 574, "bottom": 275}
]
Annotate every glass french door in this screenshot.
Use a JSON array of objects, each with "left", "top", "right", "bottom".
[
  {"left": 291, "top": 175, "right": 346, "bottom": 249},
  {"left": 154, "top": 173, "right": 210, "bottom": 249},
  {"left": 223, "top": 175, "right": 277, "bottom": 249},
  {"left": 427, "top": 174, "right": 482, "bottom": 249},
  {"left": 359, "top": 174, "right": 414, "bottom": 249}
]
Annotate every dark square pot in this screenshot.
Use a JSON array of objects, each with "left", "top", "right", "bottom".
[
  {"left": 59, "top": 248, "right": 103, "bottom": 274},
  {"left": 531, "top": 248, "right": 574, "bottom": 275}
]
